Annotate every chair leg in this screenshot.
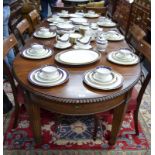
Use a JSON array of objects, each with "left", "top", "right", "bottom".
[
  {"left": 93, "top": 115, "right": 99, "bottom": 141},
  {"left": 12, "top": 103, "right": 20, "bottom": 128},
  {"left": 134, "top": 110, "right": 139, "bottom": 135}
]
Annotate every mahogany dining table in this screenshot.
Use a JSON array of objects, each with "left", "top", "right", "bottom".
[{"left": 13, "top": 17, "right": 141, "bottom": 145}]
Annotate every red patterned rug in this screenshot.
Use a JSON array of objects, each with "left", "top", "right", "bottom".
[{"left": 3, "top": 106, "right": 150, "bottom": 154}]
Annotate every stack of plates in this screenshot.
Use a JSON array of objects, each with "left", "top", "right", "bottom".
[
  {"left": 55, "top": 49, "right": 101, "bottom": 65},
  {"left": 70, "top": 18, "right": 88, "bottom": 25},
  {"left": 83, "top": 70, "right": 124, "bottom": 90},
  {"left": 28, "top": 67, "right": 69, "bottom": 87},
  {"left": 21, "top": 48, "right": 53, "bottom": 59},
  {"left": 97, "top": 21, "right": 116, "bottom": 27},
  {"left": 47, "top": 17, "right": 65, "bottom": 23},
  {"left": 107, "top": 50, "right": 140, "bottom": 65},
  {"left": 33, "top": 31, "right": 56, "bottom": 39},
  {"left": 84, "top": 13, "right": 100, "bottom": 18},
  {"left": 103, "top": 31, "right": 124, "bottom": 41}
]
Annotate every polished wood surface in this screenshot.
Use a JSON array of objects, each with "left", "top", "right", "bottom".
[{"left": 13, "top": 17, "right": 141, "bottom": 144}]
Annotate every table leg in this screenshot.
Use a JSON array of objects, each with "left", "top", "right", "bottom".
[
  {"left": 25, "top": 92, "right": 42, "bottom": 144},
  {"left": 109, "top": 93, "right": 130, "bottom": 145}
]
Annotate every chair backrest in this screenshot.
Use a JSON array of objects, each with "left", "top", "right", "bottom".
[
  {"left": 16, "top": 18, "right": 31, "bottom": 46},
  {"left": 127, "top": 24, "right": 146, "bottom": 43},
  {"left": 85, "top": 7, "right": 107, "bottom": 16},
  {"left": 53, "top": 6, "right": 75, "bottom": 13},
  {"left": 3, "top": 34, "right": 19, "bottom": 105},
  {"left": 136, "top": 39, "right": 151, "bottom": 110},
  {"left": 28, "top": 9, "right": 40, "bottom": 31}
]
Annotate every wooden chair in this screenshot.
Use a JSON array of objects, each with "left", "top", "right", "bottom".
[
  {"left": 127, "top": 39, "right": 151, "bottom": 135},
  {"left": 52, "top": 6, "right": 75, "bottom": 13},
  {"left": 16, "top": 18, "right": 32, "bottom": 46},
  {"left": 85, "top": 7, "right": 107, "bottom": 16},
  {"left": 28, "top": 9, "right": 41, "bottom": 31},
  {"left": 3, "top": 34, "right": 25, "bottom": 128}
]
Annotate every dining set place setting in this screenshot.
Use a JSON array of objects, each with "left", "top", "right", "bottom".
[{"left": 20, "top": 12, "right": 140, "bottom": 90}]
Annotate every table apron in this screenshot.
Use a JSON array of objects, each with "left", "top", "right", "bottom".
[{"left": 29, "top": 92, "right": 131, "bottom": 115}]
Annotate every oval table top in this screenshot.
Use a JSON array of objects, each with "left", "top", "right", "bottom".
[{"left": 13, "top": 19, "right": 141, "bottom": 104}]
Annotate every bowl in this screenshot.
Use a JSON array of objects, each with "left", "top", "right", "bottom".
[
  {"left": 116, "top": 48, "right": 132, "bottom": 59},
  {"left": 39, "top": 65, "right": 60, "bottom": 80},
  {"left": 93, "top": 66, "right": 113, "bottom": 83}
]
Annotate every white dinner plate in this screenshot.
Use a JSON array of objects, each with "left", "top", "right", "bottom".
[
  {"left": 28, "top": 68, "right": 69, "bottom": 87},
  {"left": 54, "top": 42, "right": 72, "bottom": 49},
  {"left": 70, "top": 18, "right": 87, "bottom": 25},
  {"left": 104, "top": 32, "right": 124, "bottom": 41},
  {"left": 69, "top": 13, "right": 83, "bottom": 18},
  {"left": 97, "top": 21, "right": 116, "bottom": 27},
  {"left": 107, "top": 51, "right": 140, "bottom": 65},
  {"left": 84, "top": 13, "right": 100, "bottom": 18},
  {"left": 73, "top": 44, "right": 92, "bottom": 50},
  {"left": 47, "top": 17, "right": 65, "bottom": 23},
  {"left": 33, "top": 32, "right": 56, "bottom": 39},
  {"left": 57, "top": 13, "right": 70, "bottom": 18},
  {"left": 21, "top": 48, "right": 53, "bottom": 59},
  {"left": 83, "top": 70, "right": 124, "bottom": 90},
  {"left": 55, "top": 49, "right": 101, "bottom": 65}
]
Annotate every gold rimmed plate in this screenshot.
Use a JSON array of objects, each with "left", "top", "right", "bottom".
[
  {"left": 21, "top": 48, "right": 53, "bottom": 59},
  {"left": 55, "top": 49, "right": 101, "bottom": 66},
  {"left": 107, "top": 51, "right": 140, "bottom": 65},
  {"left": 28, "top": 67, "right": 69, "bottom": 87},
  {"left": 83, "top": 70, "right": 124, "bottom": 90}
]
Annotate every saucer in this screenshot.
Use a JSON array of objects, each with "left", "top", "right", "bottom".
[
  {"left": 33, "top": 31, "right": 56, "bottom": 39},
  {"left": 57, "top": 13, "right": 70, "bottom": 18},
  {"left": 83, "top": 70, "right": 124, "bottom": 90},
  {"left": 73, "top": 44, "right": 92, "bottom": 50},
  {"left": 105, "top": 32, "right": 124, "bottom": 41},
  {"left": 21, "top": 48, "right": 53, "bottom": 59},
  {"left": 47, "top": 17, "right": 65, "bottom": 23},
  {"left": 54, "top": 42, "right": 72, "bottom": 49},
  {"left": 28, "top": 68, "right": 69, "bottom": 87},
  {"left": 107, "top": 51, "right": 140, "bottom": 65}
]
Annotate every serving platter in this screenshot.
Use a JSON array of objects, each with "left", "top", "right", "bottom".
[
  {"left": 107, "top": 51, "right": 140, "bottom": 65},
  {"left": 83, "top": 70, "right": 124, "bottom": 90},
  {"left": 33, "top": 32, "right": 56, "bottom": 39},
  {"left": 55, "top": 49, "right": 101, "bottom": 65},
  {"left": 28, "top": 68, "right": 69, "bottom": 87},
  {"left": 21, "top": 48, "right": 53, "bottom": 59}
]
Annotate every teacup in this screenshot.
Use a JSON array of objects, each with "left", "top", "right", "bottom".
[
  {"left": 30, "top": 44, "right": 44, "bottom": 55},
  {"left": 61, "top": 10, "right": 68, "bottom": 14},
  {"left": 116, "top": 48, "right": 132, "bottom": 59},
  {"left": 93, "top": 66, "right": 113, "bottom": 83},
  {"left": 88, "top": 10, "right": 95, "bottom": 15},
  {"left": 39, "top": 65, "right": 59, "bottom": 80},
  {"left": 79, "top": 23, "right": 90, "bottom": 35},
  {"left": 69, "top": 33, "right": 82, "bottom": 44},
  {"left": 38, "top": 27, "right": 50, "bottom": 36}
]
